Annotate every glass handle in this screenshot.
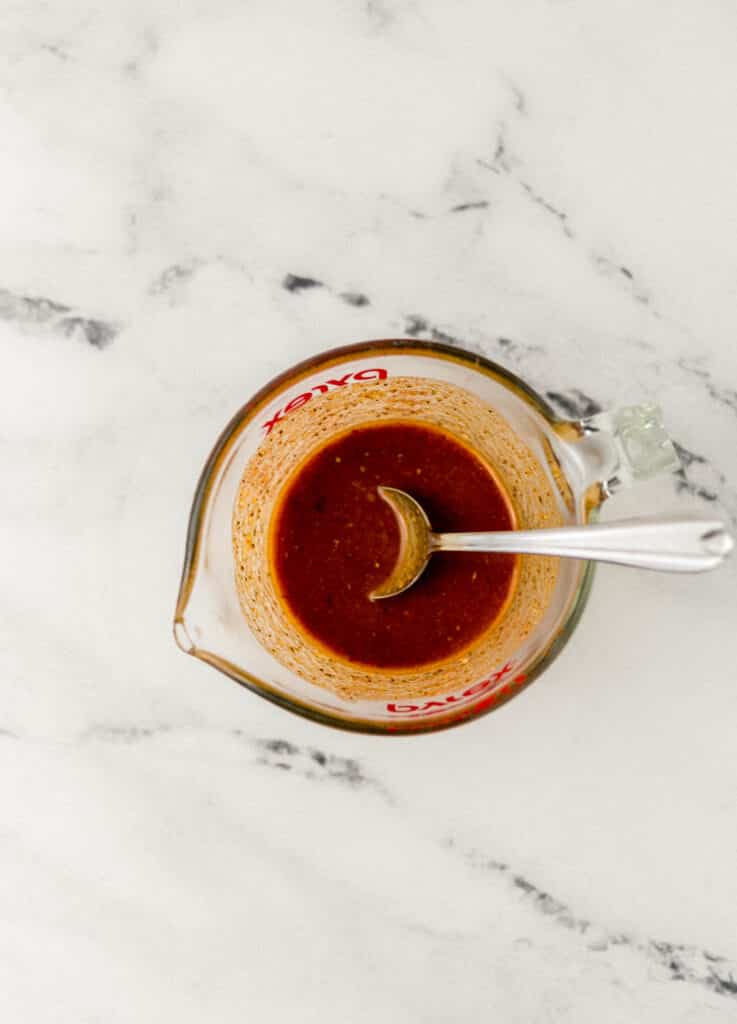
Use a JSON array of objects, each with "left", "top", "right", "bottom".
[{"left": 571, "top": 403, "right": 680, "bottom": 498}]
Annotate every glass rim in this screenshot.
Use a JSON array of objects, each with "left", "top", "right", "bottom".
[{"left": 173, "top": 338, "right": 595, "bottom": 736}]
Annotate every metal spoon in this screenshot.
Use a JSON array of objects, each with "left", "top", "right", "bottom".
[{"left": 370, "top": 486, "right": 734, "bottom": 600}]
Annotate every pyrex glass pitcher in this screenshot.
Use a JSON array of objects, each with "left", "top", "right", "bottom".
[{"left": 174, "top": 339, "right": 679, "bottom": 734}]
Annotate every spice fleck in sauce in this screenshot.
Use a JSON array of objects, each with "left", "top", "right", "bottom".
[{"left": 270, "top": 422, "right": 518, "bottom": 669}]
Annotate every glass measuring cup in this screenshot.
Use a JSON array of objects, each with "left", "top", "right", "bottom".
[{"left": 173, "top": 339, "right": 679, "bottom": 734}]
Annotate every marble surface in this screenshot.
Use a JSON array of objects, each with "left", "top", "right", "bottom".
[{"left": 2, "top": 2, "right": 737, "bottom": 1020}]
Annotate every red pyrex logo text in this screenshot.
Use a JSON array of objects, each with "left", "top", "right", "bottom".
[
  {"left": 262, "top": 368, "right": 388, "bottom": 433},
  {"left": 386, "top": 662, "right": 528, "bottom": 717}
]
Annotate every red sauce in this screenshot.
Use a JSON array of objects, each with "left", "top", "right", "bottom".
[{"left": 270, "top": 422, "right": 518, "bottom": 669}]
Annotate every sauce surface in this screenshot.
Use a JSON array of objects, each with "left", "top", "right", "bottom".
[{"left": 270, "top": 422, "right": 518, "bottom": 669}]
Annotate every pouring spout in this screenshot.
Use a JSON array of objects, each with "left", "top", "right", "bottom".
[{"left": 173, "top": 618, "right": 196, "bottom": 654}]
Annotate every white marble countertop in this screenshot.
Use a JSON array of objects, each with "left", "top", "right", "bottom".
[{"left": 2, "top": 2, "right": 736, "bottom": 1021}]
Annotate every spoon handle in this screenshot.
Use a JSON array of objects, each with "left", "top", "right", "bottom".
[{"left": 433, "top": 516, "right": 734, "bottom": 572}]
